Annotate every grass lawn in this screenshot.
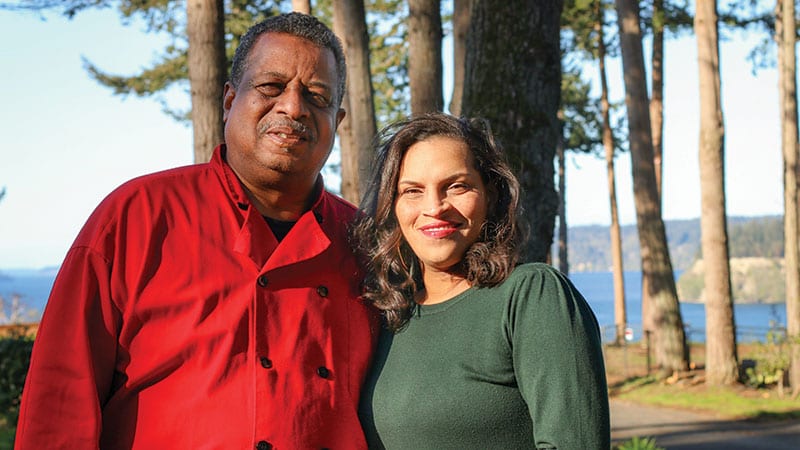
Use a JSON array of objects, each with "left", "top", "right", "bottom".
[{"left": 604, "top": 342, "right": 800, "bottom": 421}]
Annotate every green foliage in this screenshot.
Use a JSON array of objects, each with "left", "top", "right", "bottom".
[
  {"left": 367, "top": 0, "right": 409, "bottom": 129},
  {"left": 0, "top": 334, "right": 34, "bottom": 431},
  {"left": 729, "top": 216, "right": 783, "bottom": 258},
  {"left": 614, "top": 436, "right": 664, "bottom": 450},
  {"left": 743, "top": 329, "right": 792, "bottom": 390},
  {"left": 6, "top": 0, "right": 282, "bottom": 123},
  {"left": 560, "top": 66, "right": 603, "bottom": 155}
]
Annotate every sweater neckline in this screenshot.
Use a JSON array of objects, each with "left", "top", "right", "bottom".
[{"left": 414, "top": 287, "right": 477, "bottom": 316}]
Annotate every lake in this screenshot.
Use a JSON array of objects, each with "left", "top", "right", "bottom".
[{"left": 0, "top": 269, "right": 788, "bottom": 343}]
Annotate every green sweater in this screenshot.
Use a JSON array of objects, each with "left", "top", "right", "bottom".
[{"left": 358, "top": 263, "right": 610, "bottom": 449}]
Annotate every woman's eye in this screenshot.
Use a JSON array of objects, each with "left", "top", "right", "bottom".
[
  {"left": 448, "top": 183, "right": 469, "bottom": 193},
  {"left": 399, "top": 187, "right": 423, "bottom": 196}
]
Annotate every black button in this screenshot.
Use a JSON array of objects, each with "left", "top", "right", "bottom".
[
  {"left": 316, "top": 285, "right": 329, "bottom": 297},
  {"left": 257, "top": 275, "right": 268, "bottom": 287},
  {"left": 317, "top": 366, "right": 330, "bottom": 378},
  {"left": 237, "top": 202, "right": 249, "bottom": 210},
  {"left": 260, "top": 357, "right": 272, "bottom": 369},
  {"left": 256, "top": 441, "right": 272, "bottom": 450}
]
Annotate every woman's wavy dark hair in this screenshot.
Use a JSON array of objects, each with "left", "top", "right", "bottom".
[{"left": 351, "top": 112, "right": 525, "bottom": 333}]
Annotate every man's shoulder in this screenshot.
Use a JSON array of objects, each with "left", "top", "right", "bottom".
[{"left": 108, "top": 162, "right": 216, "bottom": 199}]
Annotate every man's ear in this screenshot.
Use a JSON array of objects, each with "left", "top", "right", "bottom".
[
  {"left": 222, "top": 82, "right": 235, "bottom": 123},
  {"left": 335, "top": 108, "right": 346, "bottom": 129}
]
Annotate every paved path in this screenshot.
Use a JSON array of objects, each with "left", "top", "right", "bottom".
[{"left": 611, "top": 399, "right": 800, "bottom": 449}]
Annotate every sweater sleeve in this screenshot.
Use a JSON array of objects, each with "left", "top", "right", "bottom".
[
  {"left": 509, "top": 264, "right": 610, "bottom": 450},
  {"left": 15, "top": 246, "right": 121, "bottom": 449}
]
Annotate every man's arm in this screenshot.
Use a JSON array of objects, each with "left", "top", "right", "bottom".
[{"left": 15, "top": 247, "right": 121, "bottom": 449}]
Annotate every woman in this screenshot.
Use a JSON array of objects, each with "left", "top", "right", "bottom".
[{"left": 353, "top": 112, "right": 610, "bottom": 449}]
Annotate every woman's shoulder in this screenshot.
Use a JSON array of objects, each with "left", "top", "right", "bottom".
[{"left": 505, "top": 262, "right": 564, "bottom": 284}]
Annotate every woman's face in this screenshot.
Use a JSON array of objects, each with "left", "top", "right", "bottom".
[{"left": 394, "top": 136, "right": 489, "bottom": 275}]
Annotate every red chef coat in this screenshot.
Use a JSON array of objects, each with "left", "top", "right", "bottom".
[{"left": 15, "top": 145, "right": 379, "bottom": 449}]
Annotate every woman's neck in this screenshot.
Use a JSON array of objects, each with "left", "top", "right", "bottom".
[{"left": 416, "top": 271, "right": 471, "bottom": 305}]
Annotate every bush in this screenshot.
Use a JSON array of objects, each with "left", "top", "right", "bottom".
[
  {"left": 742, "top": 328, "right": 793, "bottom": 396},
  {"left": 0, "top": 333, "right": 33, "bottom": 428},
  {"left": 615, "top": 436, "right": 664, "bottom": 450}
]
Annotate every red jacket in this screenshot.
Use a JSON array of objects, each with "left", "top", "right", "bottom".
[{"left": 15, "top": 146, "right": 379, "bottom": 449}]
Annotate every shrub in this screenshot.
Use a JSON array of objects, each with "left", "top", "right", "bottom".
[
  {"left": 615, "top": 436, "right": 664, "bottom": 450},
  {"left": 0, "top": 333, "right": 33, "bottom": 427},
  {"left": 742, "top": 328, "right": 793, "bottom": 397}
]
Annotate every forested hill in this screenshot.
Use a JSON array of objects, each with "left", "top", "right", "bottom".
[{"left": 559, "top": 215, "right": 783, "bottom": 273}]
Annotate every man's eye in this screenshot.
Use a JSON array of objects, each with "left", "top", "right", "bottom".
[
  {"left": 309, "top": 92, "right": 331, "bottom": 107},
  {"left": 258, "top": 84, "right": 283, "bottom": 96}
]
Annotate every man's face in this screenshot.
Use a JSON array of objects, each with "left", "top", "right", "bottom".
[{"left": 222, "top": 32, "right": 345, "bottom": 189}]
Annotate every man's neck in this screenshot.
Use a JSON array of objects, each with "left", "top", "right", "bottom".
[{"left": 242, "top": 176, "right": 322, "bottom": 221}]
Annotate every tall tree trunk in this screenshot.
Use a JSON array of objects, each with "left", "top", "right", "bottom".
[
  {"left": 777, "top": 0, "right": 800, "bottom": 395},
  {"left": 650, "top": 0, "right": 665, "bottom": 200},
  {"left": 615, "top": 0, "right": 688, "bottom": 373},
  {"left": 597, "top": 0, "right": 627, "bottom": 346},
  {"left": 449, "top": 0, "right": 473, "bottom": 115},
  {"left": 642, "top": 0, "right": 666, "bottom": 338},
  {"left": 186, "top": 0, "right": 226, "bottom": 163},
  {"left": 333, "top": 0, "right": 378, "bottom": 204},
  {"left": 462, "top": 0, "right": 562, "bottom": 263},
  {"left": 408, "top": 0, "right": 443, "bottom": 114},
  {"left": 695, "top": 0, "right": 738, "bottom": 386},
  {"left": 292, "top": 0, "right": 311, "bottom": 14},
  {"left": 557, "top": 117, "right": 568, "bottom": 274}
]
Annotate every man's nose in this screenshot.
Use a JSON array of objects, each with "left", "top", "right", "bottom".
[{"left": 275, "top": 86, "right": 310, "bottom": 120}]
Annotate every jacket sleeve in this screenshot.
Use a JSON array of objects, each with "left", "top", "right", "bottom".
[
  {"left": 510, "top": 264, "right": 611, "bottom": 450},
  {"left": 15, "top": 246, "right": 121, "bottom": 449}
]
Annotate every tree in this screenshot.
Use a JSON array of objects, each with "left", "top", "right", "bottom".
[
  {"left": 776, "top": 0, "right": 800, "bottom": 396},
  {"left": 614, "top": 0, "right": 688, "bottom": 373},
  {"left": 448, "top": 0, "right": 473, "bottom": 116},
  {"left": 408, "top": 0, "right": 443, "bottom": 114},
  {"left": 695, "top": 0, "right": 738, "bottom": 386},
  {"left": 186, "top": 0, "right": 226, "bottom": 163},
  {"left": 462, "top": 0, "right": 563, "bottom": 263},
  {"left": 333, "top": 0, "right": 377, "bottom": 204},
  {"left": 292, "top": 0, "right": 310, "bottom": 13},
  {"left": 593, "top": 0, "right": 627, "bottom": 346},
  {"left": 5, "top": 1, "right": 280, "bottom": 163},
  {"left": 367, "top": 0, "right": 410, "bottom": 128}
]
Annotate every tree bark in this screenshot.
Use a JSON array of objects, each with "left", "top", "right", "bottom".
[
  {"left": 186, "top": 0, "right": 226, "bottom": 163},
  {"left": 597, "top": 0, "right": 627, "bottom": 346},
  {"left": 292, "top": 0, "right": 311, "bottom": 14},
  {"left": 333, "top": 0, "right": 378, "bottom": 204},
  {"left": 777, "top": 0, "right": 800, "bottom": 395},
  {"left": 462, "top": 0, "right": 562, "bottom": 263},
  {"left": 557, "top": 117, "right": 568, "bottom": 274},
  {"left": 650, "top": 0, "right": 665, "bottom": 201},
  {"left": 615, "top": 0, "right": 688, "bottom": 372},
  {"left": 695, "top": 0, "right": 738, "bottom": 386},
  {"left": 408, "top": 0, "right": 443, "bottom": 114},
  {"left": 449, "top": 0, "right": 473, "bottom": 116}
]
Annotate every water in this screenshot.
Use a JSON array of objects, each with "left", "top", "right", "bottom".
[
  {"left": 0, "top": 269, "right": 57, "bottom": 322},
  {"left": 0, "top": 269, "right": 789, "bottom": 343},
  {"left": 570, "top": 271, "right": 788, "bottom": 344}
]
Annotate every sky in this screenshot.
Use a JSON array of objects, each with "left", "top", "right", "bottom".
[{"left": 0, "top": 7, "right": 786, "bottom": 270}]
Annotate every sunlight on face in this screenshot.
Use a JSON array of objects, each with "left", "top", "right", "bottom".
[{"left": 394, "top": 136, "right": 489, "bottom": 275}]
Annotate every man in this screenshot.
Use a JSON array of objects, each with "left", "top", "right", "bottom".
[{"left": 15, "top": 13, "right": 378, "bottom": 449}]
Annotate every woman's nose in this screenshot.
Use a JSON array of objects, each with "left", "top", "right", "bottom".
[{"left": 423, "top": 193, "right": 448, "bottom": 216}]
